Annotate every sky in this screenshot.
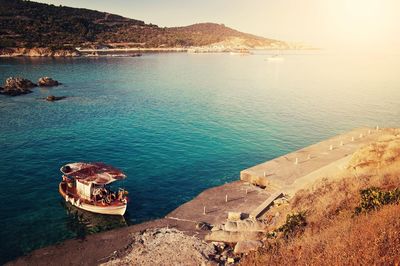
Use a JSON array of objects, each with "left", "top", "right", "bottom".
[{"left": 35, "top": 0, "right": 400, "bottom": 52}]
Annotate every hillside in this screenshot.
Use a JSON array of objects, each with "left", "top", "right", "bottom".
[
  {"left": 242, "top": 130, "right": 400, "bottom": 265},
  {"left": 0, "top": 0, "right": 285, "bottom": 50}
]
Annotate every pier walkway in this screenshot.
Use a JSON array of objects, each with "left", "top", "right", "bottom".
[
  {"left": 240, "top": 127, "right": 385, "bottom": 190},
  {"left": 166, "top": 181, "right": 273, "bottom": 225}
]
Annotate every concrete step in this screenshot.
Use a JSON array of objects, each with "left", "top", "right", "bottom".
[{"left": 250, "top": 191, "right": 284, "bottom": 219}]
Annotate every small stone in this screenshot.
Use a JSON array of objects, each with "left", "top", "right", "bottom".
[
  {"left": 221, "top": 249, "right": 229, "bottom": 257},
  {"left": 196, "top": 221, "right": 212, "bottom": 231},
  {"left": 228, "top": 212, "right": 243, "bottom": 221},
  {"left": 211, "top": 224, "right": 223, "bottom": 231}
]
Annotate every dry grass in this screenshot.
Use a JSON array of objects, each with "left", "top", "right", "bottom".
[
  {"left": 242, "top": 133, "right": 400, "bottom": 266},
  {"left": 244, "top": 204, "right": 400, "bottom": 265}
]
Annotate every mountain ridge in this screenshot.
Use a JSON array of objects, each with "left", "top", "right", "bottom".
[{"left": 0, "top": 0, "right": 289, "bottom": 51}]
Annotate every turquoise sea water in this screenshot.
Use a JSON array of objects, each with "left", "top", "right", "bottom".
[{"left": 0, "top": 52, "right": 399, "bottom": 263}]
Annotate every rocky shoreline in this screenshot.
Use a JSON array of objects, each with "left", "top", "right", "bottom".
[
  {"left": 0, "top": 47, "right": 81, "bottom": 57},
  {"left": 0, "top": 46, "right": 314, "bottom": 58}
]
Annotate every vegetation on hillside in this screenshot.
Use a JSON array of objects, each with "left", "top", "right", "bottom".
[
  {"left": 0, "top": 0, "right": 281, "bottom": 49},
  {"left": 242, "top": 130, "right": 400, "bottom": 265}
]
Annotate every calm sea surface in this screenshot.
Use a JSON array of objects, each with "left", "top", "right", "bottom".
[{"left": 0, "top": 52, "right": 399, "bottom": 263}]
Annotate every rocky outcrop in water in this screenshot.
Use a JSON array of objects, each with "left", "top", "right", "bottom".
[
  {"left": 0, "top": 48, "right": 81, "bottom": 57},
  {"left": 45, "top": 95, "right": 67, "bottom": 102},
  {"left": 38, "top": 77, "right": 60, "bottom": 87},
  {"left": 0, "top": 77, "right": 37, "bottom": 96}
]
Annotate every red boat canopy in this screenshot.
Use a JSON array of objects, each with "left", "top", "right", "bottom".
[{"left": 60, "top": 162, "right": 127, "bottom": 185}]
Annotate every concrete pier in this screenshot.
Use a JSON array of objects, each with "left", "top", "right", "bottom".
[
  {"left": 167, "top": 128, "right": 390, "bottom": 226},
  {"left": 166, "top": 181, "right": 273, "bottom": 225},
  {"left": 240, "top": 127, "right": 385, "bottom": 189}
]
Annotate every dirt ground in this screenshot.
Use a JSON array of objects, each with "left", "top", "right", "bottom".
[{"left": 101, "top": 228, "right": 215, "bottom": 266}]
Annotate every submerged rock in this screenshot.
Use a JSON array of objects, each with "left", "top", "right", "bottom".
[
  {"left": 1, "top": 77, "right": 36, "bottom": 96},
  {"left": 45, "top": 95, "right": 66, "bottom": 101},
  {"left": 38, "top": 77, "right": 60, "bottom": 87}
]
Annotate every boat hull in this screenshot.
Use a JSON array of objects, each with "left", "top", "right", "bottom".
[{"left": 59, "top": 183, "right": 127, "bottom": 216}]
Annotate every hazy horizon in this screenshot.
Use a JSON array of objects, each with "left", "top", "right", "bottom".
[{"left": 26, "top": 0, "right": 400, "bottom": 52}]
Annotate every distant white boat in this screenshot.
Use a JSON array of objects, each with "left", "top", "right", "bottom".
[{"left": 266, "top": 54, "right": 284, "bottom": 62}]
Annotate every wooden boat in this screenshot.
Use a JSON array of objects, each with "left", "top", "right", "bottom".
[{"left": 59, "top": 162, "right": 128, "bottom": 215}]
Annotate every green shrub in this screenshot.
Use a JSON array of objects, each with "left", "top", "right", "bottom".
[
  {"left": 355, "top": 187, "right": 400, "bottom": 214},
  {"left": 278, "top": 212, "right": 307, "bottom": 238}
]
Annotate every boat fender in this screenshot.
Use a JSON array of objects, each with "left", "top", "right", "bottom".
[{"left": 65, "top": 195, "right": 69, "bottom": 202}]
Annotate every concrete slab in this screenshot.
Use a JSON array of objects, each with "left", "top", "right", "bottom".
[
  {"left": 240, "top": 127, "right": 385, "bottom": 189},
  {"left": 166, "top": 181, "right": 274, "bottom": 225}
]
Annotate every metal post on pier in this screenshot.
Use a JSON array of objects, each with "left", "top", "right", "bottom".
[
  {"left": 340, "top": 141, "right": 344, "bottom": 146},
  {"left": 203, "top": 206, "right": 206, "bottom": 215},
  {"left": 295, "top": 158, "right": 298, "bottom": 165},
  {"left": 225, "top": 194, "right": 228, "bottom": 202},
  {"left": 329, "top": 145, "right": 333, "bottom": 151}
]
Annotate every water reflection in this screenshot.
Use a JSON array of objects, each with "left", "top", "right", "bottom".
[{"left": 61, "top": 201, "right": 129, "bottom": 239}]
